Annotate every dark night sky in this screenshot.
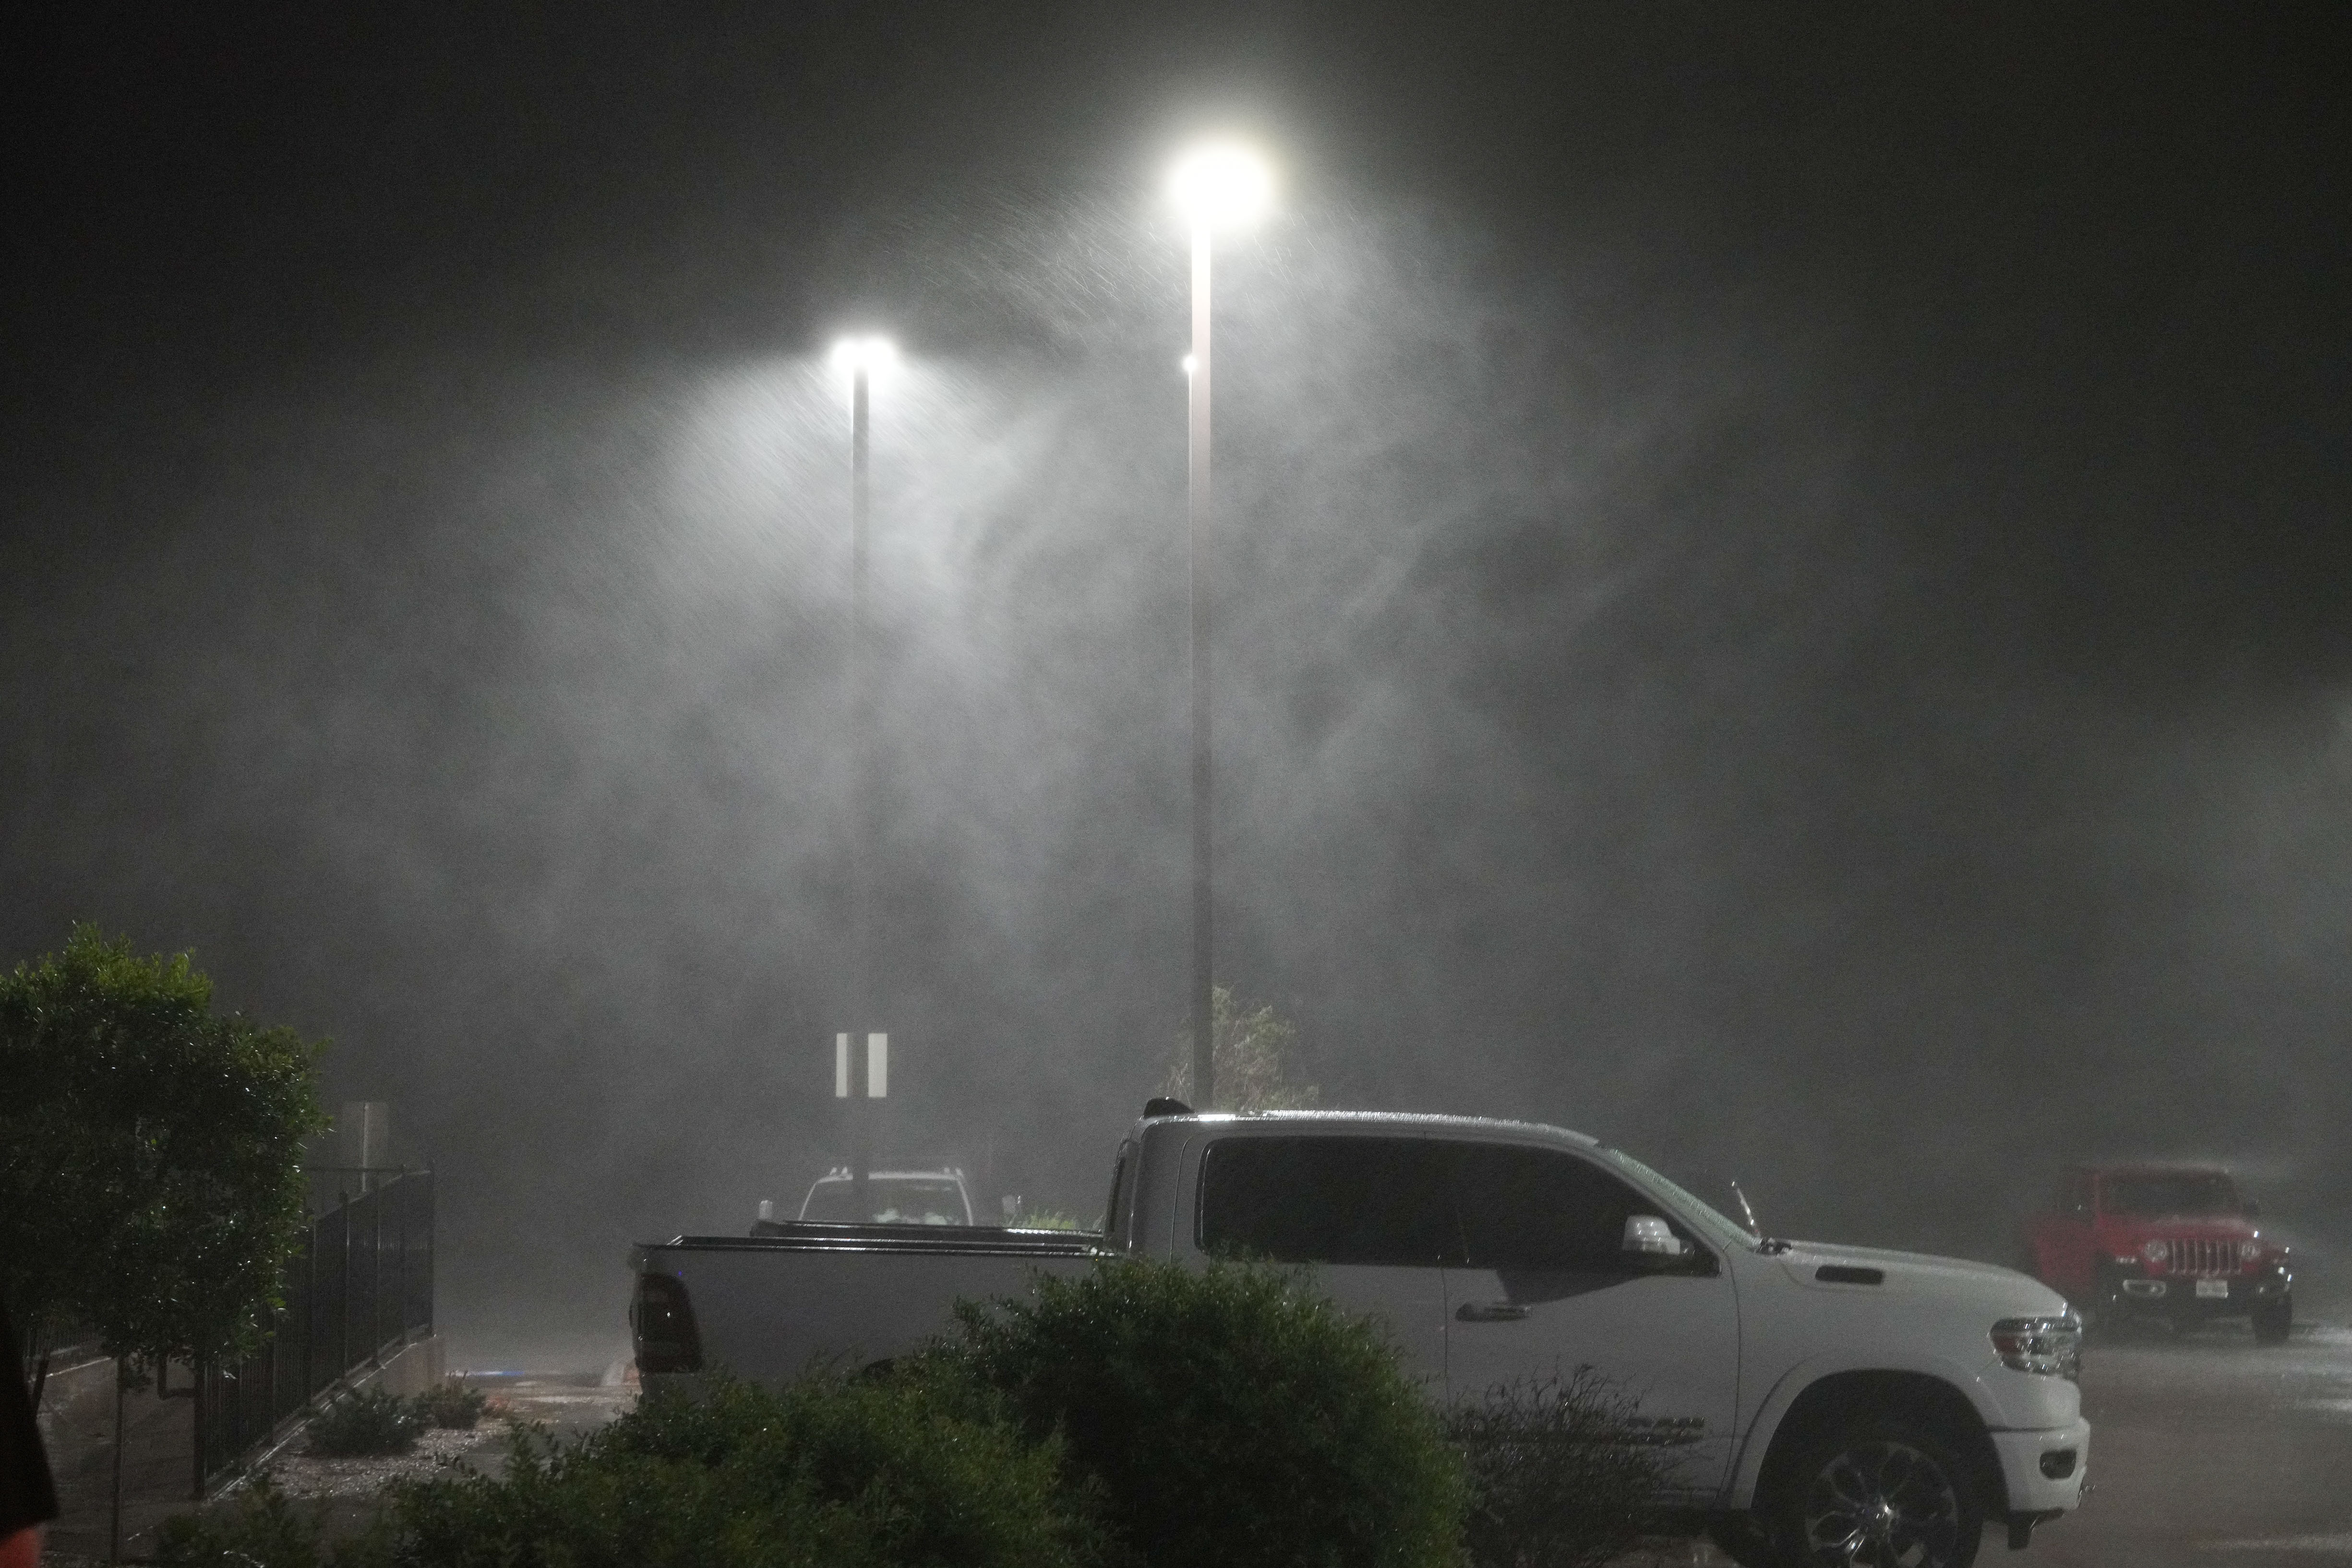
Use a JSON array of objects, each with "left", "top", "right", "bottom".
[{"left": 5, "top": 3, "right": 2348, "bottom": 1340}]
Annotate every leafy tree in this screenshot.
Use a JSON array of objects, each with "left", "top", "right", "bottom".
[
  {"left": 1159, "top": 984, "right": 1320, "bottom": 1111},
  {"left": 0, "top": 925, "right": 326, "bottom": 1378}
]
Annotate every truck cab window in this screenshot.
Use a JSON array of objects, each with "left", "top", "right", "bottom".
[
  {"left": 1100, "top": 1144, "right": 1132, "bottom": 1246},
  {"left": 1454, "top": 1144, "right": 1681, "bottom": 1271},
  {"left": 1198, "top": 1137, "right": 1461, "bottom": 1266}
]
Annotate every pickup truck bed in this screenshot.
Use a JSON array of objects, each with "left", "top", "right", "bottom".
[{"left": 632, "top": 1222, "right": 1102, "bottom": 1385}]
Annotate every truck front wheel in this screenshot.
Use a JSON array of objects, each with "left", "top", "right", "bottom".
[
  {"left": 2252, "top": 1296, "right": 2293, "bottom": 1345},
  {"left": 1765, "top": 1412, "right": 1985, "bottom": 1568}
]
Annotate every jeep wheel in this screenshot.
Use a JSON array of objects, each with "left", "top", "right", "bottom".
[
  {"left": 2252, "top": 1296, "right": 2293, "bottom": 1345},
  {"left": 1768, "top": 1413, "right": 1985, "bottom": 1568}
]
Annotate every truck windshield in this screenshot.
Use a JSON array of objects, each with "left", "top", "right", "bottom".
[{"left": 2101, "top": 1173, "right": 2242, "bottom": 1217}]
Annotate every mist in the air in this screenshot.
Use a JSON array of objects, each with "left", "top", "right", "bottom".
[{"left": 4, "top": 6, "right": 2348, "bottom": 1357}]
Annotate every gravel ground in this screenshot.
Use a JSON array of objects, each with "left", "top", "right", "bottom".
[
  {"left": 264, "top": 1416, "right": 525, "bottom": 1499},
  {"left": 249, "top": 1373, "right": 639, "bottom": 1501}
]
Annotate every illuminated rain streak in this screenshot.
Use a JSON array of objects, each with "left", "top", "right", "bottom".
[{"left": 23, "top": 193, "right": 2340, "bottom": 1295}]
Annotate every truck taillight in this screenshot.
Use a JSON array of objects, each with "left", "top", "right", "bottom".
[{"left": 631, "top": 1273, "right": 703, "bottom": 1376}]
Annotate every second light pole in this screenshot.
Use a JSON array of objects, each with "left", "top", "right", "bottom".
[{"left": 1169, "top": 143, "right": 1272, "bottom": 1110}]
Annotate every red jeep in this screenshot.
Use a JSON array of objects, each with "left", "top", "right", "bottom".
[{"left": 2026, "top": 1164, "right": 2293, "bottom": 1342}]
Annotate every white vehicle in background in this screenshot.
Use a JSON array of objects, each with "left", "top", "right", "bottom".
[
  {"left": 638, "top": 1105, "right": 2088, "bottom": 1568},
  {"left": 766, "top": 1164, "right": 974, "bottom": 1227}
]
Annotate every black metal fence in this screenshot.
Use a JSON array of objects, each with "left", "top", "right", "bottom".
[{"left": 194, "top": 1168, "right": 434, "bottom": 1489}]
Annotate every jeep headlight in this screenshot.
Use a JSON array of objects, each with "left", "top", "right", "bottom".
[
  {"left": 2141, "top": 1238, "right": 2170, "bottom": 1266},
  {"left": 1992, "top": 1314, "right": 2082, "bottom": 1380}
]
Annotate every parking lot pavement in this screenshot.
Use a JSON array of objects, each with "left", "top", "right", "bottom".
[
  {"left": 1620, "top": 1308, "right": 2352, "bottom": 1568},
  {"left": 2028, "top": 1320, "right": 2352, "bottom": 1566}
]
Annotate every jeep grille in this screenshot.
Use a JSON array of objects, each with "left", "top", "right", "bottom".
[{"left": 2163, "top": 1238, "right": 2242, "bottom": 1276}]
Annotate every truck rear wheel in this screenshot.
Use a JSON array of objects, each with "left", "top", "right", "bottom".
[
  {"left": 2252, "top": 1296, "right": 2293, "bottom": 1345},
  {"left": 1765, "top": 1412, "right": 1985, "bottom": 1568}
]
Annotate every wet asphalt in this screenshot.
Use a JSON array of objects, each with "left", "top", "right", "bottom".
[{"left": 2024, "top": 1318, "right": 2352, "bottom": 1567}]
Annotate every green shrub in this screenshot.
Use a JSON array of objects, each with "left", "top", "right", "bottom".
[
  {"left": 1443, "top": 1369, "right": 1668, "bottom": 1568},
  {"left": 934, "top": 1256, "right": 1466, "bottom": 1568},
  {"left": 384, "top": 1371, "right": 1097, "bottom": 1568},
  {"left": 162, "top": 1374, "right": 1092, "bottom": 1568},
  {"left": 164, "top": 1265, "right": 1478, "bottom": 1568},
  {"left": 152, "top": 1472, "right": 382, "bottom": 1568},
  {"left": 412, "top": 1379, "right": 490, "bottom": 1430},
  {"left": 306, "top": 1386, "right": 426, "bottom": 1457}
]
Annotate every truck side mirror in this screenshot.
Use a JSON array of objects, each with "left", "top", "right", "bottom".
[{"left": 1623, "top": 1214, "right": 1690, "bottom": 1258}]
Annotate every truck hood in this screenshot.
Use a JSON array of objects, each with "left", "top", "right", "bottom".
[{"left": 1774, "top": 1239, "right": 2074, "bottom": 1315}]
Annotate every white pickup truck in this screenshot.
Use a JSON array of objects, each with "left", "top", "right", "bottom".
[{"left": 631, "top": 1105, "right": 2088, "bottom": 1567}]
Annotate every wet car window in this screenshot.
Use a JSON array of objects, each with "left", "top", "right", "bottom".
[
  {"left": 1453, "top": 1144, "right": 1662, "bottom": 1270},
  {"left": 2064, "top": 1173, "right": 2094, "bottom": 1218},
  {"left": 1100, "top": 1144, "right": 1132, "bottom": 1243},
  {"left": 1198, "top": 1136, "right": 1461, "bottom": 1265},
  {"left": 2100, "top": 1173, "right": 2242, "bottom": 1217},
  {"left": 801, "top": 1179, "right": 968, "bottom": 1224}
]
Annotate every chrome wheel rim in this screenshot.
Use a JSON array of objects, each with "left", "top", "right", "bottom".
[{"left": 1801, "top": 1439, "right": 1963, "bottom": 1567}]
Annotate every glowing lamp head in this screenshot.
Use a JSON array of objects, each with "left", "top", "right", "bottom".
[
  {"left": 1169, "top": 142, "right": 1272, "bottom": 230},
  {"left": 828, "top": 335, "right": 898, "bottom": 376}
]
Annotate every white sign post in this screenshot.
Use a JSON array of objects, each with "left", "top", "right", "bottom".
[{"left": 835, "top": 1032, "right": 888, "bottom": 1217}]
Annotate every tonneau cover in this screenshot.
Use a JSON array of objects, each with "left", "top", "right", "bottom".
[{"left": 632, "top": 1221, "right": 1105, "bottom": 1270}]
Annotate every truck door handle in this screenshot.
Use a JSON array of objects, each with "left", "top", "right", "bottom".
[{"left": 1455, "top": 1301, "right": 1529, "bottom": 1322}]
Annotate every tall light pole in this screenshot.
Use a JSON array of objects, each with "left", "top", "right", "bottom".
[
  {"left": 1169, "top": 143, "right": 1272, "bottom": 1111},
  {"left": 830, "top": 333, "right": 895, "bottom": 1209}
]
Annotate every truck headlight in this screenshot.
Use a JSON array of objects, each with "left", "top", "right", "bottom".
[
  {"left": 1992, "top": 1314, "right": 2082, "bottom": 1380},
  {"left": 2141, "top": 1238, "right": 2170, "bottom": 1267}
]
